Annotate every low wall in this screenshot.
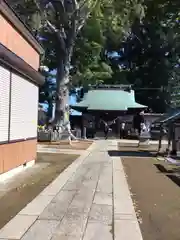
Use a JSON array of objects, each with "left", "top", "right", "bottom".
[
  {"left": 0, "top": 139, "right": 37, "bottom": 174},
  {"left": 37, "top": 130, "right": 78, "bottom": 142}
]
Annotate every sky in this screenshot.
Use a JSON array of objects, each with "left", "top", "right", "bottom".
[
  {"left": 69, "top": 93, "right": 82, "bottom": 116},
  {"left": 40, "top": 89, "right": 82, "bottom": 116}
]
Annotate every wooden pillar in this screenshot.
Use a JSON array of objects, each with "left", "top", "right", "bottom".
[
  {"left": 166, "top": 123, "right": 172, "bottom": 154},
  {"left": 80, "top": 115, "right": 83, "bottom": 138},
  {"left": 171, "top": 123, "right": 178, "bottom": 155},
  {"left": 82, "top": 114, "right": 87, "bottom": 139},
  {"left": 158, "top": 123, "right": 163, "bottom": 153},
  {"left": 117, "top": 117, "right": 120, "bottom": 138},
  {"left": 174, "top": 123, "right": 180, "bottom": 156},
  {"left": 94, "top": 114, "right": 99, "bottom": 138}
]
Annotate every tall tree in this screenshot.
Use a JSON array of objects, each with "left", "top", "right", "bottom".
[
  {"left": 111, "top": 0, "right": 180, "bottom": 112},
  {"left": 9, "top": 0, "right": 145, "bottom": 126},
  {"left": 71, "top": 11, "right": 113, "bottom": 87}
]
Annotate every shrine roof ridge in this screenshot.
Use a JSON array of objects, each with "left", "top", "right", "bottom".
[{"left": 89, "top": 84, "right": 132, "bottom": 91}]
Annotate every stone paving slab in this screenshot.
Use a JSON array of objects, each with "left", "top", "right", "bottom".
[
  {"left": 21, "top": 220, "right": 59, "bottom": 240},
  {"left": 19, "top": 195, "right": 54, "bottom": 216},
  {"left": 52, "top": 214, "right": 88, "bottom": 239},
  {"left": 114, "top": 219, "right": 143, "bottom": 240},
  {"left": 69, "top": 191, "right": 95, "bottom": 213},
  {"left": 88, "top": 204, "right": 112, "bottom": 225},
  {"left": 96, "top": 165, "right": 112, "bottom": 194},
  {"left": 51, "top": 234, "right": 77, "bottom": 240},
  {"left": 93, "top": 192, "right": 112, "bottom": 206},
  {"left": 37, "top": 146, "right": 87, "bottom": 155},
  {"left": 83, "top": 222, "right": 112, "bottom": 240},
  {"left": 96, "top": 177, "right": 112, "bottom": 194},
  {"left": 112, "top": 142, "right": 143, "bottom": 240},
  {"left": 118, "top": 139, "right": 167, "bottom": 144},
  {"left": 0, "top": 215, "right": 37, "bottom": 239},
  {"left": 39, "top": 190, "right": 76, "bottom": 221}
]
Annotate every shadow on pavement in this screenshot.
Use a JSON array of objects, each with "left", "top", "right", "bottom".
[
  {"left": 155, "top": 164, "right": 180, "bottom": 187},
  {"left": 108, "top": 150, "right": 154, "bottom": 157}
]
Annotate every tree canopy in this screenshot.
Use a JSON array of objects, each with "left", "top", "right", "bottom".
[
  {"left": 8, "top": 0, "right": 180, "bottom": 114},
  {"left": 109, "top": 0, "right": 180, "bottom": 112},
  {"left": 8, "top": 0, "right": 145, "bottom": 123},
  {"left": 9, "top": 0, "right": 180, "bottom": 114}
]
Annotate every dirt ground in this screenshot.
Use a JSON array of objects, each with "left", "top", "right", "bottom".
[
  {"left": 119, "top": 145, "right": 180, "bottom": 240},
  {"left": 0, "top": 153, "right": 78, "bottom": 229},
  {"left": 39, "top": 140, "right": 93, "bottom": 150}
]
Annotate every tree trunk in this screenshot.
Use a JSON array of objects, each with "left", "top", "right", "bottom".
[
  {"left": 53, "top": 24, "right": 76, "bottom": 129},
  {"left": 47, "top": 99, "right": 53, "bottom": 123},
  {"left": 54, "top": 50, "right": 71, "bottom": 128},
  {"left": 54, "top": 58, "right": 64, "bottom": 126}
]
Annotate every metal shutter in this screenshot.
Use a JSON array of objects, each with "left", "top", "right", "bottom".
[
  {"left": 10, "top": 73, "right": 38, "bottom": 140},
  {"left": 0, "top": 66, "right": 10, "bottom": 142}
]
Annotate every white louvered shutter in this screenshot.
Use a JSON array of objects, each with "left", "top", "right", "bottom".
[
  {"left": 10, "top": 73, "right": 38, "bottom": 140},
  {"left": 24, "top": 80, "right": 38, "bottom": 138},
  {"left": 0, "top": 66, "right": 10, "bottom": 142}
]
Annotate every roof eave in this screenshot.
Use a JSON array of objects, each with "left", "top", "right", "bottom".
[
  {"left": 0, "top": 43, "right": 44, "bottom": 85},
  {"left": 0, "top": 0, "right": 44, "bottom": 55}
]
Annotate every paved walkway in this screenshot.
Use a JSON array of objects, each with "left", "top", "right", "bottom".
[
  {"left": 37, "top": 145, "right": 87, "bottom": 155},
  {"left": 0, "top": 140, "right": 143, "bottom": 240},
  {"left": 118, "top": 139, "right": 167, "bottom": 145}
]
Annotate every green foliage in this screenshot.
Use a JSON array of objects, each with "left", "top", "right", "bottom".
[
  {"left": 71, "top": 0, "right": 145, "bottom": 86},
  {"left": 71, "top": 11, "right": 109, "bottom": 86},
  {"left": 112, "top": 0, "right": 180, "bottom": 112},
  {"left": 8, "top": 0, "right": 145, "bottom": 71},
  {"left": 8, "top": 0, "right": 145, "bottom": 112},
  {"left": 9, "top": 0, "right": 180, "bottom": 114},
  {"left": 8, "top": 0, "right": 42, "bottom": 33}
]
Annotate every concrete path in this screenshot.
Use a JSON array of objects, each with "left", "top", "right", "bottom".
[
  {"left": 37, "top": 145, "right": 87, "bottom": 155},
  {"left": 118, "top": 139, "right": 167, "bottom": 145},
  {"left": 0, "top": 140, "right": 143, "bottom": 240}
]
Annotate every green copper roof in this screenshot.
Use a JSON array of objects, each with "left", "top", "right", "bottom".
[{"left": 71, "top": 89, "right": 147, "bottom": 111}]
